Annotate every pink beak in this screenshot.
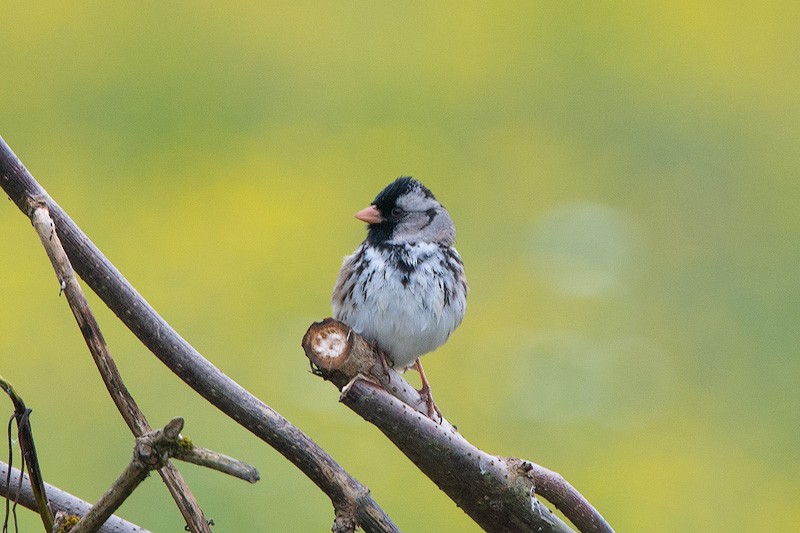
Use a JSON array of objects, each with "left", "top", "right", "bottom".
[{"left": 354, "top": 205, "right": 384, "bottom": 224}]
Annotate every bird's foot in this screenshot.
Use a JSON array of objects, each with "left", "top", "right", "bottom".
[
  {"left": 414, "top": 359, "right": 442, "bottom": 422},
  {"left": 418, "top": 383, "right": 442, "bottom": 421}
]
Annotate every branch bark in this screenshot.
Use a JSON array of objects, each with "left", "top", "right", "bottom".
[
  {"left": 1, "top": 462, "right": 147, "bottom": 533},
  {"left": 0, "top": 135, "right": 396, "bottom": 532},
  {"left": 304, "top": 319, "right": 615, "bottom": 533}
]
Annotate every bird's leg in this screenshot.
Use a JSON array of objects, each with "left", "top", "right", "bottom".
[{"left": 414, "top": 358, "right": 441, "bottom": 421}]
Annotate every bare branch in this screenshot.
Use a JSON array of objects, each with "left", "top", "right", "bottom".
[
  {"left": 172, "top": 439, "right": 260, "bottom": 484},
  {"left": 507, "top": 460, "right": 613, "bottom": 533},
  {"left": 0, "top": 135, "right": 397, "bottom": 531},
  {"left": 27, "top": 202, "right": 210, "bottom": 533},
  {"left": 0, "top": 462, "right": 146, "bottom": 533},
  {"left": 303, "top": 319, "right": 616, "bottom": 533}
]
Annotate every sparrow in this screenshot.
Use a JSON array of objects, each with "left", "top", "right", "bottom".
[{"left": 332, "top": 177, "right": 468, "bottom": 418}]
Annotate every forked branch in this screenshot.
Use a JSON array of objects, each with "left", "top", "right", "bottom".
[
  {"left": 303, "top": 319, "right": 615, "bottom": 533},
  {"left": 70, "top": 418, "right": 257, "bottom": 533}
]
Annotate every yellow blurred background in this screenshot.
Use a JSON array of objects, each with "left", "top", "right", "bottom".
[{"left": 1, "top": 3, "right": 797, "bottom": 531}]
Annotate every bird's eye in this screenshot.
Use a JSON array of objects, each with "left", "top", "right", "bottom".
[{"left": 391, "top": 207, "right": 404, "bottom": 218}]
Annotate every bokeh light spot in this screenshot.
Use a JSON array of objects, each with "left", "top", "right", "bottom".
[{"left": 529, "top": 202, "right": 642, "bottom": 297}]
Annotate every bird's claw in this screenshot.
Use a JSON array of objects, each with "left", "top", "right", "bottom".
[
  {"left": 375, "top": 346, "right": 392, "bottom": 384},
  {"left": 418, "top": 385, "right": 442, "bottom": 421}
]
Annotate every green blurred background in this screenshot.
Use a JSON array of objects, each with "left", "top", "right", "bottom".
[{"left": 1, "top": 3, "right": 798, "bottom": 531}]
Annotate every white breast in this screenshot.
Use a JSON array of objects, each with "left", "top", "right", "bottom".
[{"left": 333, "top": 242, "right": 467, "bottom": 369}]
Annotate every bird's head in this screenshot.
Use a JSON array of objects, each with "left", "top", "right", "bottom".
[{"left": 356, "top": 177, "right": 455, "bottom": 247}]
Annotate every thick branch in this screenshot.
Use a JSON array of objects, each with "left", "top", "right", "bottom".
[
  {"left": 0, "top": 135, "right": 396, "bottom": 532},
  {"left": 304, "top": 319, "right": 615, "bottom": 533},
  {"left": 0, "top": 462, "right": 146, "bottom": 533}
]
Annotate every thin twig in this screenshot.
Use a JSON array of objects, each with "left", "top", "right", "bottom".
[
  {"left": 0, "top": 377, "right": 53, "bottom": 532},
  {"left": 172, "top": 439, "right": 260, "bottom": 484}
]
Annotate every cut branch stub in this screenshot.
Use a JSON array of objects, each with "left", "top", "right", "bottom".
[
  {"left": 303, "top": 318, "right": 362, "bottom": 383},
  {"left": 302, "top": 319, "right": 434, "bottom": 420}
]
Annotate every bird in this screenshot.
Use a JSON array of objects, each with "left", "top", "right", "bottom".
[{"left": 332, "top": 177, "right": 468, "bottom": 419}]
